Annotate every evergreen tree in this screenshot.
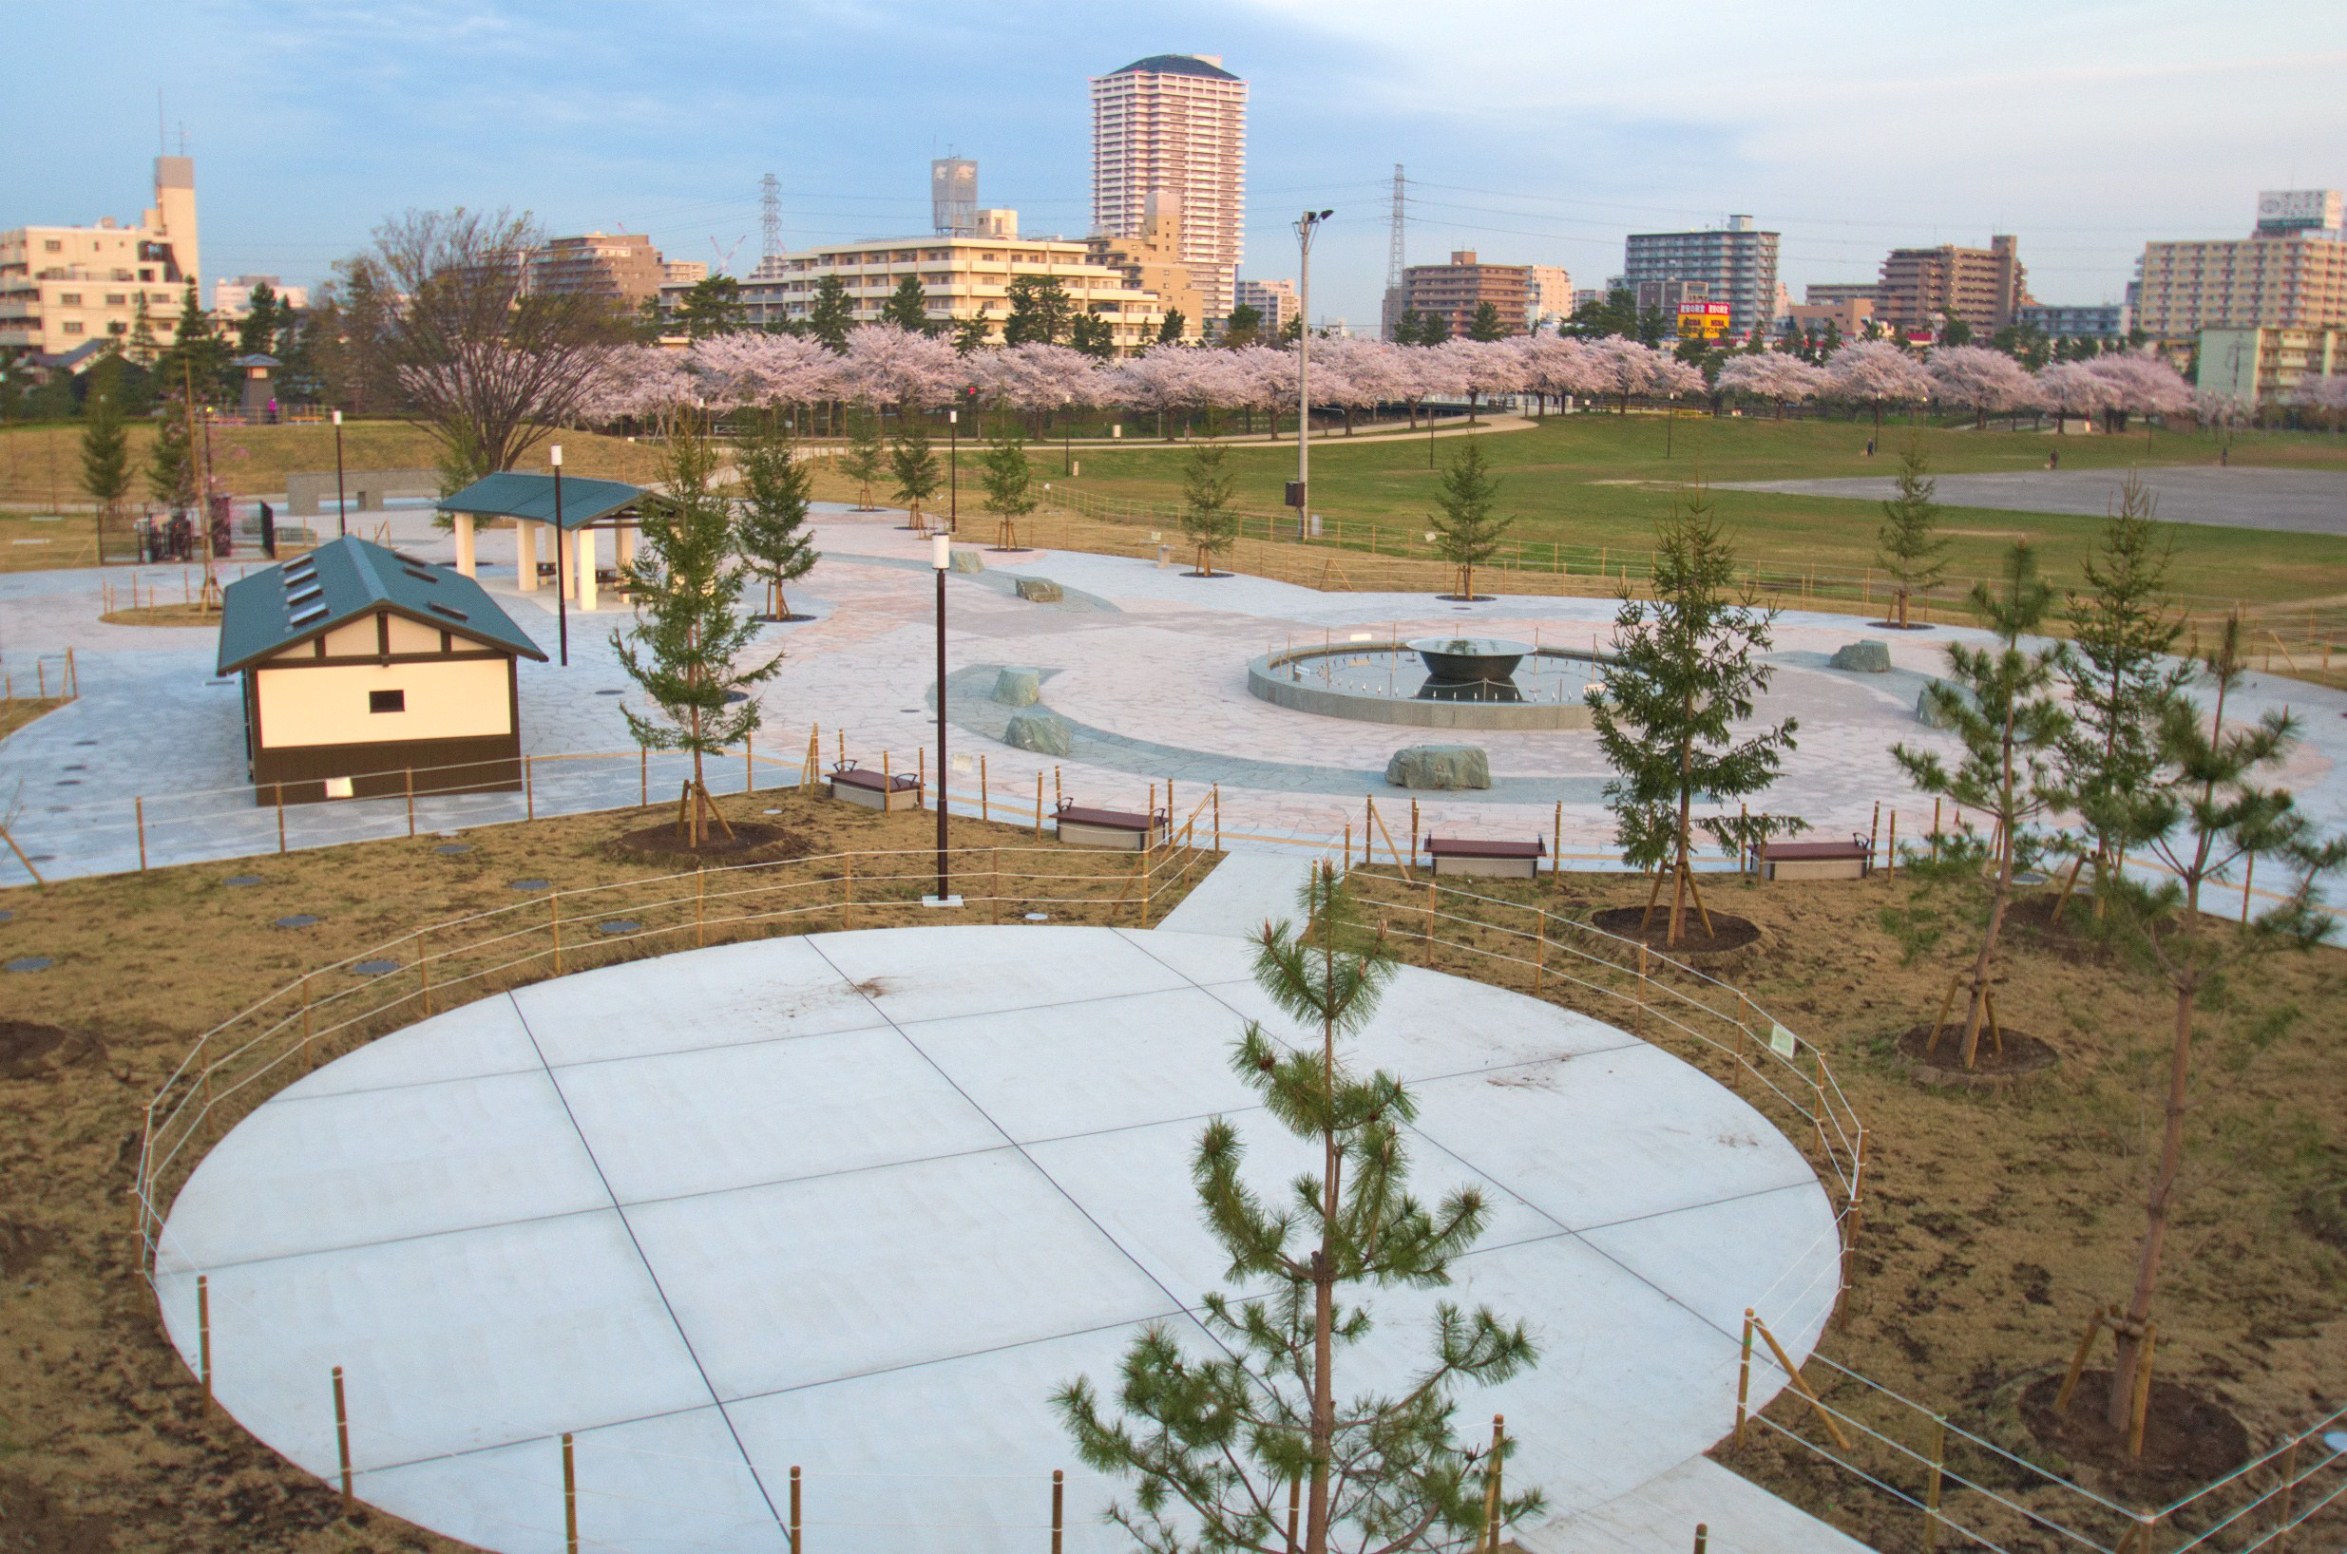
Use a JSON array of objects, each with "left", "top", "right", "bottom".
[
  {"left": 1393, "top": 309, "right": 1428, "bottom": 346},
  {"left": 977, "top": 422, "right": 1038, "bottom": 549},
  {"left": 1875, "top": 438, "right": 1948, "bottom": 628},
  {"left": 881, "top": 274, "right": 933, "bottom": 333},
  {"left": 2084, "top": 616, "right": 2343, "bottom": 1437},
  {"left": 888, "top": 413, "right": 943, "bottom": 531},
  {"left": 1178, "top": 440, "right": 1239, "bottom": 576},
  {"left": 953, "top": 313, "right": 994, "bottom": 354},
  {"left": 1279, "top": 314, "right": 1305, "bottom": 346},
  {"left": 1466, "top": 301, "right": 1507, "bottom": 343},
  {"left": 1891, "top": 543, "right": 2070, "bottom": 1069},
  {"left": 157, "top": 284, "right": 230, "bottom": 399},
  {"left": 148, "top": 388, "right": 197, "bottom": 516},
  {"left": 807, "top": 274, "right": 856, "bottom": 352},
  {"left": 1058, "top": 866, "right": 1542, "bottom": 1554},
  {"left": 1427, "top": 439, "right": 1512, "bottom": 601},
  {"left": 838, "top": 407, "right": 887, "bottom": 508},
  {"left": 1069, "top": 312, "right": 1117, "bottom": 358},
  {"left": 1004, "top": 274, "right": 1074, "bottom": 346},
  {"left": 78, "top": 353, "right": 134, "bottom": 519},
  {"left": 677, "top": 276, "right": 747, "bottom": 338},
  {"left": 1416, "top": 310, "right": 1451, "bottom": 345},
  {"left": 733, "top": 414, "right": 820, "bottom": 619},
  {"left": 237, "top": 281, "right": 281, "bottom": 358},
  {"left": 1586, "top": 485, "right": 1801, "bottom": 947},
  {"left": 1222, "top": 302, "right": 1265, "bottom": 349},
  {"left": 2054, "top": 473, "right": 2191, "bottom": 910},
  {"left": 125, "top": 294, "right": 160, "bottom": 366},
  {"left": 1155, "top": 308, "right": 1186, "bottom": 345},
  {"left": 612, "top": 415, "right": 782, "bottom": 848}
]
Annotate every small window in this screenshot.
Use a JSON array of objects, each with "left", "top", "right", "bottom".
[
  {"left": 369, "top": 689, "right": 406, "bottom": 714},
  {"left": 43, "top": 239, "right": 61, "bottom": 253},
  {"left": 61, "top": 321, "right": 84, "bottom": 336},
  {"left": 59, "top": 292, "right": 82, "bottom": 305}
]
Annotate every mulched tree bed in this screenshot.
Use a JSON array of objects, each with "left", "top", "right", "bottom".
[
  {"left": 2018, "top": 1370, "right": 2250, "bottom": 1498},
  {"left": 0, "top": 1020, "right": 105, "bottom": 1082},
  {"left": 606, "top": 820, "right": 810, "bottom": 863},
  {"left": 1896, "top": 1022, "right": 2062, "bottom": 1087},
  {"left": 1588, "top": 904, "right": 1765, "bottom": 964}
]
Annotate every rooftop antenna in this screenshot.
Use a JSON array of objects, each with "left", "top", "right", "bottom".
[{"left": 761, "top": 173, "right": 782, "bottom": 261}]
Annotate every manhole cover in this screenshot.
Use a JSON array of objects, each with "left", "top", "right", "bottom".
[
  {"left": 1024, "top": 912, "right": 1050, "bottom": 922},
  {"left": 62, "top": 764, "right": 86, "bottom": 771},
  {"left": 225, "top": 875, "right": 265, "bottom": 887},
  {"left": 437, "top": 843, "right": 471, "bottom": 855},
  {"left": 510, "top": 878, "right": 549, "bottom": 891},
  {"left": 55, "top": 779, "right": 80, "bottom": 786},
  {"left": 73, "top": 740, "right": 98, "bottom": 747},
  {"left": 596, "top": 689, "right": 624, "bottom": 696},
  {"left": 274, "top": 914, "right": 321, "bottom": 929},
  {"left": 598, "top": 920, "right": 641, "bottom": 936},
  {"left": 351, "top": 959, "right": 402, "bottom": 977},
  {"left": 5, "top": 957, "right": 53, "bottom": 973},
  {"left": 0, "top": 909, "right": 13, "bottom": 924}
]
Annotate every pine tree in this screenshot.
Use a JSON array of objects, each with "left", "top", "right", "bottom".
[
  {"left": 125, "top": 294, "right": 160, "bottom": 366},
  {"left": 611, "top": 416, "right": 782, "bottom": 848},
  {"left": 148, "top": 387, "right": 197, "bottom": 516},
  {"left": 1427, "top": 439, "right": 1512, "bottom": 601},
  {"left": 881, "top": 274, "right": 932, "bottom": 333},
  {"left": 1178, "top": 440, "right": 1239, "bottom": 576},
  {"left": 734, "top": 414, "right": 820, "bottom": 619},
  {"left": 2054, "top": 473, "right": 2190, "bottom": 912},
  {"left": 237, "top": 281, "right": 281, "bottom": 358},
  {"left": 158, "top": 283, "right": 230, "bottom": 398},
  {"left": 1156, "top": 308, "right": 1186, "bottom": 345},
  {"left": 888, "top": 414, "right": 942, "bottom": 532},
  {"left": 78, "top": 353, "right": 134, "bottom": 519},
  {"left": 1587, "top": 485, "right": 1802, "bottom": 949},
  {"left": 1057, "top": 866, "right": 1542, "bottom": 1554},
  {"left": 1891, "top": 543, "right": 2070, "bottom": 1069},
  {"left": 953, "top": 313, "right": 993, "bottom": 354},
  {"left": 1069, "top": 313, "right": 1116, "bottom": 358},
  {"left": 807, "top": 275, "right": 855, "bottom": 352},
  {"left": 2086, "top": 615, "right": 2343, "bottom": 1437},
  {"left": 1003, "top": 274, "right": 1073, "bottom": 346},
  {"left": 838, "top": 408, "right": 886, "bottom": 509},
  {"left": 1466, "top": 301, "right": 1506, "bottom": 342},
  {"left": 977, "top": 422, "right": 1037, "bottom": 550},
  {"left": 1876, "top": 438, "right": 1948, "bottom": 628},
  {"left": 1222, "top": 303, "right": 1265, "bottom": 349}
]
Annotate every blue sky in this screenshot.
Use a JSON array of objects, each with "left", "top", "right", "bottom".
[{"left": 7, "top": 0, "right": 2343, "bottom": 323}]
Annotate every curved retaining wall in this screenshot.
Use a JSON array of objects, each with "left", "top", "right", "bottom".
[{"left": 1245, "top": 645, "right": 1599, "bottom": 730}]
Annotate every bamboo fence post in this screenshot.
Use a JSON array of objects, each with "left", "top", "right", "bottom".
[
  {"left": 1753, "top": 1316, "right": 1853, "bottom": 1450},
  {"left": 1425, "top": 880, "right": 1436, "bottom": 941},
  {"left": 276, "top": 783, "right": 287, "bottom": 854},
  {"left": 1887, "top": 810, "right": 1898, "bottom": 877},
  {"left": 197, "top": 1275, "right": 212, "bottom": 1405},
  {"left": 526, "top": 755, "right": 535, "bottom": 821},
  {"left": 789, "top": 1465, "right": 802, "bottom": 1554},
  {"left": 641, "top": 748, "right": 649, "bottom": 807},
  {"left": 1287, "top": 1480, "right": 1302, "bottom": 1552},
  {"left": 333, "top": 1365, "right": 354, "bottom": 1513},
  {"left": 136, "top": 796, "right": 147, "bottom": 871},
  {"left": 1212, "top": 784, "right": 1221, "bottom": 850},
  {"left": 1923, "top": 1415, "right": 1945, "bottom": 1554},
  {"left": 405, "top": 766, "right": 416, "bottom": 838},
  {"left": 1409, "top": 798, "right": 1419, "bottom": 867},
  {"left": 550, "top": 892, "right": 563, "bottom": 974},
  {"left": 746, "top": 731, "right": 754, "bottom": 794},
  {"left": 1534, "top": 912, "right": 1546, "bottom": 993},
  {"left": 1344, "top": 822, "right": 1353, "bottom": 870},
  {"left": 1931, "top": 797, "right": 1942, "bottom": 862},
  {"left": 1869, "top": 801, "right": 1881, "bottom": 865},
  {"left": 558, "top": 1436, "right": 577, "bottom": 1554},
  {"left": 980, "top": 755, "right": 989, "bottom": 823},
  {"left": 1051, "top": 1469, "right": 1065, "bottom": 1554},
  {"left": 1479, "top": 1414, "right": 1505, "bottom": 1554},
  {"left": 1734, "top": 1309, "right": 1754, "bottom": 1445},
  {"left": 1035, "top": 771, "right": 1045, "bottom": 838},
  {"left": 1693, "top": 1526, "right": 1708, "bottom": 1554},
  {"left": 1553, "top": 801, "right": 1562, "bottom": 876}
]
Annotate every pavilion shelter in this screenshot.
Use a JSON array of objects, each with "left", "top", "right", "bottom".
[
  {"left": 436, "top": 472, "right": 645, "bottom": 611},
  {"left": 215, "top": 536, "right": 548, "bottom": 804}
]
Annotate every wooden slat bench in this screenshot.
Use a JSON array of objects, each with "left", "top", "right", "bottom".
[
  {"left": 1424, "top": 835, "right": 1545, "bottom": 880},
  {"left": 1054, "top": 802, "right": 1168, "bottom": 851},
  {"left": 1759, "top": 836, "right": 1873, "bottom": 881},
  {"left": 828, "top": 761, "right": 923, "bottom": 812}
]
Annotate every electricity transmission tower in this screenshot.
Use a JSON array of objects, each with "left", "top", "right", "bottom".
[
  {"left": 1381, "top": 164, "right": 1408, "bottom": 340},
  {"left": 760, "top": 173, "right": 783, "bottom": 265}
]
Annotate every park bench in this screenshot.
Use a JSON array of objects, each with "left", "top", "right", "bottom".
[
  {"left": 1054, "top": 801, "right": 1168, "bottom": 851},
  {"left": 1757, "top": 836, "right": 1873, "bottom": 881},
  {"left": 828, "top": 760, "right": 923, "bottom": 812},
  {"left": 1424, "top": 835, "right": 1545, "bottom": 880}
]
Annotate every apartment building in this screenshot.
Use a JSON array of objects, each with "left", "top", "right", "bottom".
[
  {"left": 1401, "top": 251, "right": 1531, "bottom": 337},
  {"left": 738, "top": 220, "right": 1168, "bottom": 348},
  {"left": 1091, "top": 54, "right": 1247, "bottom": 320},
  {"left": 2135, "top": 193, "right": 2347, "bottom": 338},
  {"left": 2196, "top": 326, "right": 2345, "bottom": 410},
  {"left": 2015, "top": 302, "right": 2129, "bottom": 340},
  {"left": 1876, "top": 235, "right": 2030, "bottom": 333},
  {"left": 1622, "top": 216, "right": 1779, "bottom": 338},
  {"left": 524, "top": 233, "right": 668, "bottom": 306},
  {"left": 1232, "top": 276, "right": 1298, "bottom": 336},
  {"left": 1525, "top": 264, "right": 1573, "bottom": 330},
  {"left": 214, "top": 275, "right": 310, "bottom": 318},
  {"left": 1089, "top": 194, "right": 1205, "bottom": 338},
  {"left": 0, "top": 155, "right": 201, "bottom": 364}
]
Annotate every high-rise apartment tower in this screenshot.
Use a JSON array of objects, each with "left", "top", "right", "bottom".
[
  {"left": 1622, "top": 215, "right": 1778, "bottom": 339},
  {"left": 932, "top": 158, "right": 978, "bottom": 237},
  {"left": 1090, "top": 54, "right": 1246, "bottom": 321}
]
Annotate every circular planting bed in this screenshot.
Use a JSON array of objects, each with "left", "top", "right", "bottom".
[
  {"left": 2018, "top": 1370, "right": 2249, "bottom": 1497},
  {"left": 1587, "top": 906, "right": 1765, "bottom": 971},
  {"left": 607, "top": 819, "right": 810, "bottom": 863},
  {"left": 1895, "top": 1022, "right": 2061, "bottom": 1088}
]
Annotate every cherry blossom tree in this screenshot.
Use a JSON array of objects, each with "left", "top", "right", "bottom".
[
  {"left": 2035, "top": 360, "right": 2116, "bottom": 434},
  {"left": 1714, "top": 351, "right": 1827, "bottom": 419},
  {"left": 1522, "top": 335, "right": 1601, "bottom": 415},
  {"left": 1581, "top": 336, "right": 1667, "bottom": 414},
  {"left": 686, "top": 333, "right": 842, "bottom": 417},
  {"left": 1927, "top": 345, "right": 2039, "bottom": 430},
  {"left": 2082, "top": 351, "right": 2193, "bottom": 432},
  {"left": 576, "top": 344, "right": 698, "bottom": 425},
  {"left": 1823, "top": 339, "right": 1933, "bottom": 434},
  {"left": 2297, "top": 372, "right": 2347, "bottom": 432},
  {"left": 1313, "top": 336, "right": 1407, "bottom": 433},
  {"left": 841, "top": 324, "right": 962, "bottom": 411},
  {"left": 1109, "top": 346, "right": 1212, "bottom": 439}
]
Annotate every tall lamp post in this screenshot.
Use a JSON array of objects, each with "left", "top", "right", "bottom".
[
  {"left": 1294, "top": 208, "right": 1333, "bottom": 540},
  {"left": 550, "top": 443, "right": 568, "bottom": 667},
  {"left": 1062, "top": 392, "right": 1073, "bottom": 475},
  {"left": 331, "top": 408, "right": 348, "bottom": 539},
  {"left": 926, "top": 532, "right": 960, "bottom": 907},
  {"left": 947, "top": 407, "right": 959, "bottom": 534}
]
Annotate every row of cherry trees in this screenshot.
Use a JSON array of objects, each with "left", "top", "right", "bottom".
[{"left": 576, "top": 325, "right": 2210, "bottom": 436}]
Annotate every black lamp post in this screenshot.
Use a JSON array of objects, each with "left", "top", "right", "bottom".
[
  {"left": 331, "top": 408, "right": 348, "bottom": 539},
  {"left": 551, "top": 443, "right": 568, "bottom": 667},
  {"left": 947, "top": 407, "right": 958, "bottom": 534},
  {"left": 927, "top": 531, "right": 958, "bottom": 906}
]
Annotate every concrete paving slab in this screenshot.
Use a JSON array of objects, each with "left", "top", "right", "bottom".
[
  {"left": 809, "top": 923, "right": 1192, "bottom": 1025},
  {"left": 1526, "top": 1454, "right": 1875, "bottom": 1554},
  {"left": 1151, "top": 851, "right": 1320, "bottom": 937},
  {"left": 1576, "top": 1182, "right": 1845, "bottom": 1351},
  {"left": 512, "top": 938, "right": 887, "bottom": 1066},
  {"left": 271, "top": 993, "right": 542, "bottom": 1101}
]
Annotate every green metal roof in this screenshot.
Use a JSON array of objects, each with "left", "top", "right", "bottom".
[
  {"left": 438, "top": 471, "right": 643, "bottom": 529},
  {"left": 1109, "top": 54, "right": 1240, "bottom": 81},
  {"left": 216, "top": 535, "right": 549, "bottom": 674}
]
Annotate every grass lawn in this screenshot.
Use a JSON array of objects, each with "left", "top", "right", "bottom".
[{"left": 0, "top": 787, "right": 1210, "bottom": 1553}]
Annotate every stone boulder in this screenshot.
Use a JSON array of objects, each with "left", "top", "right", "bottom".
[
  {"left": 993, "top": 667, "right": 1042, "bottom": 707},
  {"left": 1915, "top": 682, "right": 1977, "bottom": 729},
  {"left": 1384, "top": 745, "right": 1492, "bottom": 791},
  {"left": 1829, "top": 639, "right": 1893, "bottom": 673},
  {"left": 949, "top": 549, "right": 985, "bottom": 575},
  {"left": 1003, "top": 710, "right": 1073, "bottom": 757},
  {"left": 1013, "top": 576, "right": 1064, "bottom": 603}
]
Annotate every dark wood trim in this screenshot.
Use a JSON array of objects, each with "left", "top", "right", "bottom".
[
  {"left": 251, "top": 732, "right": 523, "bottom": 805},
  {"left": 257, "top": 649, "right": 513, "bottom": 670}
]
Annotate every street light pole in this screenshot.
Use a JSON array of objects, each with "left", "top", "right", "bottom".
[
  {"left": 1294, "top": 209, "right": 1333, "bottom": 540},
  {"left": 331, "top": 408, "right": 348, "bottom": 539},
  {"left": 927, "top": 532, "right": 958, "bottom": 907},
  {"left": 551, "top": 443, "right": 568, "bottom": 667},
  {"left": 948, "top": 408, "right": 958, "bottom": 534},
  {"left": 1062, "top": 392, "right": 1073, "bottom": 476}
]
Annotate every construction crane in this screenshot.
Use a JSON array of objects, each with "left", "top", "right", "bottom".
[{"left": 708, "top": 235, "right": 746, "bottom": 277}]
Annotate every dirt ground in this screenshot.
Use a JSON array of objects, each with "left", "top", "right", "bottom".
[
  {"left": 1371, "top": 865, "right": 2347, "bottom": 1553},
  {"left": 0, "top": 788, "right": 1208, "bottom": 1554}
]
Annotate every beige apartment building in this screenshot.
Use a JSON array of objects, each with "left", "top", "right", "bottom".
[
  {"left": 1089, "top": 195, "right": 1205, "bottom": 338},
  {"left": 0, "top": 156, "right": 201, "bottom": 364},
  {"left": 524, "top": 232, "right": 668, "bottom": 306},
  {"left": 2195, "top": 325, "right": 2345, "bottom": 410},
  {"left": 2135, "top": 194, "right": 2347, "bottom": 339},
  {"left": 1876, "top": 235, "right": 2029, "bottom": 333},
  {"left": 738, "top": 220, "right": 1168, "bottom": 348},
  {"left": 1525, "top": 264, "right": 1573, "bottom": 330},
  {"left": 1091, "top": 54, "right": 1247, "bottom": 321},
  {"left": 1403, "top": 252, "right": 1532, "bottom": 338},
  {"left": 1232, "top": 276, "right": 1297, "bottom": 336}
]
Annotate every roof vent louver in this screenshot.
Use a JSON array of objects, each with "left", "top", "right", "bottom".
[
  {"left": 286, "top": 582, "right": 322, "bottom": 605},
  {"left": 402, "top": 566, "right": 441, "bottom": 585},
  {"left": 289, "top": 601, "right": 330, "bottom": 626},
  {"left": 428, "top": 602, "right": 470, "bottom": 622}
]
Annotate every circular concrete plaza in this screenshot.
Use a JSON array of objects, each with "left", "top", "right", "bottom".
[{"left": 154, "top": 925, "right": 1840, "bottom": 1554}]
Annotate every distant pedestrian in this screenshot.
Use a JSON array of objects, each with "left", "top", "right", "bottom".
[
  {"left": 1864, "top": 438, "right": 1875, "bottom": 458},
  {"left": 2048, "top": 447, "right": 2060, "bottom": 471}
]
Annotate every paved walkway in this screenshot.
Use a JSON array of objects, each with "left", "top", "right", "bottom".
[
  {"left": 156, "top": 925, "right": 1844, "bottom": 1554},
  {"left": 1722, "top": 465, "right": 2347, "bottom": 535},
  {"left": 1531, "top": 1456, "right": 1872, "bottom": 1554}
]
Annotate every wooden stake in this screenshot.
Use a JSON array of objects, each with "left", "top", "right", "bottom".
[
  {"left": 333, "top": 1366, "right": 354, "bottom": 1513},
  {"left": 1213, "top": 784, "right": 1221, "bottom": 851},
  {"left": 136, "top": 796, "right": 147, "bottom": 871},
  {"left": 405, "top": 766, "right": 416, "bottom": 838},
  {"left": 1693, "top": 1526, "right": 1709, "bottom": 1554},
  {"left": 1925, "top": 973, "right": 1963, "bottom": 1057},
  {"left": 1035, "top": 771, "right": 1045, "bottom": 838},
  {"left": 197, "top": 1275, "right": 212, "bottom": 1405},
  {"left": 2053, "top": 1305, "right": 2108, "bottom": 1413},
  {"left": 1752, "top": 1314, "right": 1852, "bottom": 1450},
  {"left": 1051, "top": 1469, "right": 1065, "bottom": 1554},
  {"left": 1734, "top": 1309, "right": 1753, "bottom": 1446},
  {"left": 746, "top": 730, "right": 754, "bottom": 794},
  {"left": 1287, "top": 1479, "right": 1302, "bottom": 1554},
  {"left": 1887, "top": 810, "right": 1898, "bottom": 877},
  {"left": 979, "top": 755, "right": 989, "bottom": 822},
  {"left": 789, "top": 1465, "right": 802, "bottom": 1554},
  {"left": 641, "top": 748, "right": 649, "bottom": 807},
  {"left": 1923, "top": 1415, "right": 1945, "bottom": 1554},
  {"left": 563, "top": 1432, "right": 579, "bottom": 1554},
  {"left": 1931, "top": 796, "right": 1942, "bottom": 863},
  {"left": 1480, "top": 1414, "right": 1505, "bottom": 1554},
  {"left": 276, "top": 783, "right": 287, "bottom": 853},
  {"left": 1553, "top": 801, "right": 1563, "bottom": 875},
  {"left": 2128, "top": 1321, "right": 2156, "bottom": 1458}
]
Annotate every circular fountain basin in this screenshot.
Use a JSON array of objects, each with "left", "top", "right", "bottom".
[
  {"left": 1408, "top": 636, "right": 1536, "bottom": 686},
  {"left": 1247, "top": 641, "right": 1605, "bottom": 729}
]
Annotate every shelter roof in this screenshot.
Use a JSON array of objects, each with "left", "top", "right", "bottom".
[
  {"left": 438, "top": 471, "right": 643, "bottom": 529},
  {"left": 216, "top": 535, "right": 548, "bottom": 674}
]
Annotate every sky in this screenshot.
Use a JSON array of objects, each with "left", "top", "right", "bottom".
[{"left": 6, "top": 0, "right": 2345, "bottom": 326}]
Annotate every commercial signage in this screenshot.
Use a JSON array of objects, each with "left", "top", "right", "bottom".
[{"left": 1676, "top": 302, "right": 1733, "bottom": 340}]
